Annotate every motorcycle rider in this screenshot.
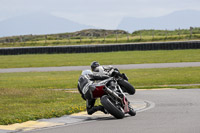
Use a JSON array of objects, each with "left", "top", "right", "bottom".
[
  {"left": 77, "top": 70, "right": 109, "bottom": 115},
  {"left": 91, "top": 61, "right": 114, "bottom": 75},
  {"left": 90, "top": 61, "right": 135, "bottom": 95}
]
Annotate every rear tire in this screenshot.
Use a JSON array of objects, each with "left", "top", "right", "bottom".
[{"left": 101, "top": 95, "right": 124, "bottom": 119}]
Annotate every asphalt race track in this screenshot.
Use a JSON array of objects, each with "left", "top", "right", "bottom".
[
  {"left": 0, "top": 62, "right": 200, "bottom": 73},
  {"left": 0, "top": 62, "right": 200, "bottom": 133},
  {"left": 27, "top": 89, "right": 200, "bottom": 133}
]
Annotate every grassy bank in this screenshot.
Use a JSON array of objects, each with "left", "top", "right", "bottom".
[
  {"left": 1, "top": 35, "right": 200, "bottom": 48},
  {"left": 0, "top": 49, "right": 200, "bottom": 68},
  {"left": 0, "top": 67, "right": 200, "bottom": 125},
  {"left": 1, "top": 28, "right": 200, "bottom": 47}
]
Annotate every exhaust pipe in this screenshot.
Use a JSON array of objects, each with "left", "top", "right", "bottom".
[{"left": 104, "top": 86, "right": 122, "bottom": 101}]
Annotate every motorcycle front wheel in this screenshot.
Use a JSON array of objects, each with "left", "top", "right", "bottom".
[
  {"left": 118, "top": 79, "right": 135, "bottom": 95},
  {"left": 101, "top": 95, "right": 124, "bottom": 119}
]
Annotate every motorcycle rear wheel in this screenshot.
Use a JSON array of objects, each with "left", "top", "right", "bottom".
[{"left": 101, "top": 95, "right": 124, "bottom": 119}]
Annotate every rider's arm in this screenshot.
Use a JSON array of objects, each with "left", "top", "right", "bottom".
[
  {"left": 77, "top": 84, "right": 86, "bottom": 100},
  {"left": 89, "top": 73, "right": 109, "bottom": 80},
  {"left": 103, "top": 65, "right": 114, "bottom": 71}
]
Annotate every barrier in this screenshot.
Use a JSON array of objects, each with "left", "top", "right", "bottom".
[{"left": 0, "top": 41, "right": 200, "bottom": 55}]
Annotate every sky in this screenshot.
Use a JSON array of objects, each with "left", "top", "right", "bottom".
[{"left": 0, "top": 0, "right": 200, "bottom": 29}]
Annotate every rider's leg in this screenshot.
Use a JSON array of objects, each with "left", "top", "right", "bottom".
[
  {"left": 86, "top": 99, "right": 96, "bottom": 115},
  {"left": 85, "top": 85, "right": 107, "bottom": 115}
]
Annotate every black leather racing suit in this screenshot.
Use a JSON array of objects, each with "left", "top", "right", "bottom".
[{"left": 78, "top": 73, "right": 109, "bottom": 115}]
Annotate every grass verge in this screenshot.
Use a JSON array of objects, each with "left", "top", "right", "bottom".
[
  {"left": 0, "top": 90, "right": 86, "bottom": 125},
  {"left": 0, "top": 67, "right": 200, "bottom": 125},
  {"left": 0, "top": 49, "right": 200, "bottom": 68},
  {"left": 1, "top": 33, "right": 200, "bottom": 47}
]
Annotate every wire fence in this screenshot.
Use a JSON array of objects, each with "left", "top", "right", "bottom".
[{"left": 1, "top": 28, "right": 200, "bottom": 47}]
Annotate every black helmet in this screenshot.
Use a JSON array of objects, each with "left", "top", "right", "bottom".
[{"left": 91, "top": 61, "right": 100, "bottom": 71}]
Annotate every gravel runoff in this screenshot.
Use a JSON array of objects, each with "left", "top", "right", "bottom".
[{"left": 0, "top": 62, "right": 200, "bottom": 73}]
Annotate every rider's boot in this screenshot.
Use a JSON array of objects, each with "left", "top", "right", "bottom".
[
  {"left": 87, "top": 105, "right": 107, "bottom": 115},
  {"left": 98, "top": 105, "right": 108, "bottom": 114},
  {"left": 128, "top": 102, "right": 136, "bottom": 116}
]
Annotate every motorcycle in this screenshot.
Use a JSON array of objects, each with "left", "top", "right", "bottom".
[{"left": 91, "top": 69, "right": 136, "bottom": 119}]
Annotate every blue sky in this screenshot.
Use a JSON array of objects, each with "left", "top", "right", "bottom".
[{"left": 0, "top": 0, "right": 200, "bottom": 29}]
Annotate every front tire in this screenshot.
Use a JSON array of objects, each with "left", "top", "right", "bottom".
[
  {"left": 118, "top": 79, "right": 135, "bottom": 95},
  {"left": 101, "top": 95, "right": 124, "bottom": 119}
]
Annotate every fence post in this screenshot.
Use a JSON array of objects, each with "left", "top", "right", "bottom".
[
  {"left": 20, "top": 36, "right": 23, "bottom": 42},
  {"left": 56, "top": 35, "right": 59, "bottom": 43},
  {"left": 23, "top": 37, "right": 26, "bottom": 45},
  {"left": 30, "top": 34, "right": 33, "bottom": 45},
  {"left": 2, "top": 39, "right": 5, "bottom": 45},
  {"left": 165, "top": 29, "right": 168, "bottom": 39},
  {"left": 35, "top": 36, "right": 37, "bottom": 44},
  {"left": 45, "top": 35, "right": 47, "bottom": 44},
  {"left": 12, "top": 38, "right": 15, "bottom": 45},
  {"left": 127, "top": 32, "right": 129, "bottom": 41},
  {"left": 4, "top": 38, "right": 6, "bottom": 44},
  {"left": 91, "top": 33, "right": 93, "bottom": 42},
  {"left": 68, "top": 35, "right": 70, "bottom": 43},
  {"left": 8, "top": 38, "right": 10, "bottom": 43},
  {"left": 178, "top": 28, "right": 180, "bottom": 39},
  {"left": 116, "top": 31, "right": 118, "bottom": 42},
  {"left": 152, "top": 30, "right": 154, "bottom": 39},
  {"left": 104, "top": 32, "right": 106, "bottom": 42},
  {"left": 80, "top": 34, "right": 82, "bottom": 42},
  {"left": 190, "top": 27, "right": 193, "bottom": 39}
]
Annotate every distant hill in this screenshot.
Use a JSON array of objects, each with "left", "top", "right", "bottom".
[
  {"left": 118, "top": 10, "right": 200, "bottom": 32},
  {"left": 72, "top": 29, "right": 128, "bottom": 37},
  {"left": 0, "top": 12, "right": 93, "bottom": 37},
  {"left": 0, "top": 29, "right": 128, "bottom": 43}
]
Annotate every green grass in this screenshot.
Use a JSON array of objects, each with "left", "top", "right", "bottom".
[
  {"left": 0, "top": 49, "right": 200, "bottom": 68},
  {"left": 0, "top": 67, "right": 199, "bottom": 89},
  {"left": 1, "top": 35, "right": 200, "bottom": 47},
  {"left": 121, "top": 67, "right": 200, "bottom": 87},
  {"left": 0, "top": 71, "right": 86, "bottom": 125},
  {"left": 0, "top": 71, "right": 79, "bottom": 89},
  {"left": 0, "top": 67, "right": 200, "bottom": 125},
  {"left": 0, "top": 89, "right": 86, "bottom": 125}
]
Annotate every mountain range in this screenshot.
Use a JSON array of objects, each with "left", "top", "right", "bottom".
[
  {"left": 117, "top": 10, "right": 200, "bottom": 32},
  {"left": 0, "top": 12, "right": 93, "bottom": 37},
  {"left": 0, "top": 10, "right": 200, "bottom": 37}
]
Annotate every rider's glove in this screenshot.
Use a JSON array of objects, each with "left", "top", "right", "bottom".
[{"left": 111, "top": 70, "right": 120, "bottom": 77}]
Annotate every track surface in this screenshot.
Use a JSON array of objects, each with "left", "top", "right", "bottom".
[
  {"left": 27, "top": 89, "right": 200, "bottom": 133},
  {"left": 0, "top": 62, "right": 200, "bottom": 73}
]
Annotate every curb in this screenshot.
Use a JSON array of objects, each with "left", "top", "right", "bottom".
[{"left": 0, "top": 99, "right": 149, "bottom": 133}]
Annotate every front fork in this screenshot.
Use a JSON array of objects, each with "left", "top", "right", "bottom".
[
  {"left": 123, "top": 96, "right": 130, "bottom": 113},
  {"left": 118, "top": 85, "right": 132, "bottom": 113},
  {"left": 104, "top": 84, "right": 132, "bottom": 113}
]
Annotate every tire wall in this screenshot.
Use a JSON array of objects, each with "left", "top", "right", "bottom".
[{"left": 0, "top": 41, "right": 200, "bottom": 55}]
